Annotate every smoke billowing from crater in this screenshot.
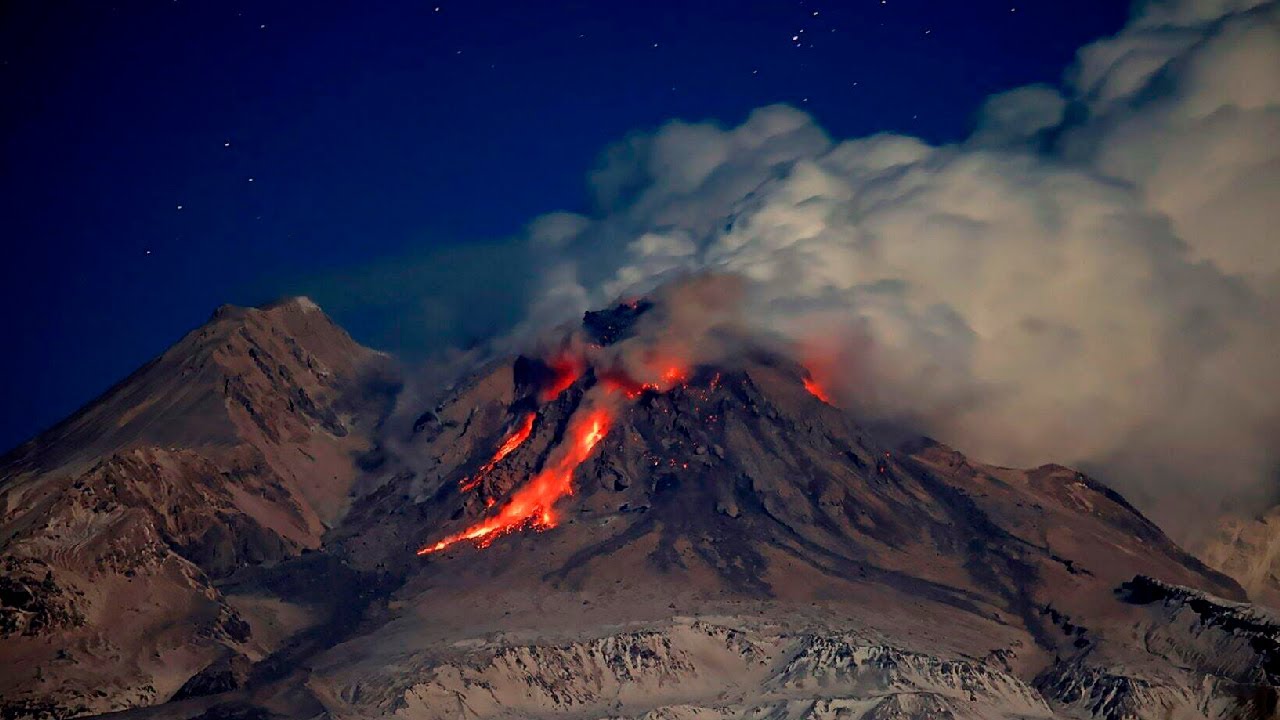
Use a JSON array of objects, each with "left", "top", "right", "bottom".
[{"left": 517, "top": 0, "right": 1280, "bottom": 535}]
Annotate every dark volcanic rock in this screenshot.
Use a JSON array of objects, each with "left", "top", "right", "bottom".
[
  {"left": 582, "top": 300, "right": 652, "bottom": 346},
  {"left": 170, "top": 654, "right": 254, "bottom": 701},
  {"left": 0, "top": 558, "right": 83, "bottom": 638}
]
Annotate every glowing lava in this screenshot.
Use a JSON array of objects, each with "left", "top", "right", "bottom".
[
  {"left": 541, "top": 355, "right": 583, "bottom": 400},
  {"left": 419, "top": 406, "right": 613, "bottom": 555},
  {"left": 459, "top": 413, "right": 536, "bottom": 493},
  {"left": 803, "top": 375, "right": 833, "bottom": 404},
  {"left": 599, "top": 360, "right": 690, "bottom": 399}
]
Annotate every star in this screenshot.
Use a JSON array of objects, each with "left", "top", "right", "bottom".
[
  {"left": 248, "top": 177, "right": 255, "bottom": 183},
  {"left": 176, "top": 204, "right": 183, "bottom": 210}
]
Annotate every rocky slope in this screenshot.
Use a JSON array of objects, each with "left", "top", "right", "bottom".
[
  {"left": 301, "top": 295, "right": 1273, "bottom": 720},
  {"left": 3, "top": 292, "right": 1277, "bottom": 720},
  {"left": 0, "top": 297, "right": 396, "bottom": 718}
]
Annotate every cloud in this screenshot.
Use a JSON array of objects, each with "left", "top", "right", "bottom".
[{"left": 521, "top": 0, "right": 1280, "bottom": 535}]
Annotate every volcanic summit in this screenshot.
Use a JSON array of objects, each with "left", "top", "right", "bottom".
[{"left": 2, "top": 289, "right": 1277, "bottom": 720}]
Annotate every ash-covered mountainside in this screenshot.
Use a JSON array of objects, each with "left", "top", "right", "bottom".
[{"left": 0, "top": 298, "right": 397, "bottom": 719}]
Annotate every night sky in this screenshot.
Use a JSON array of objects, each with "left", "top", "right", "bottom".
[{"left": 0, "top": 0, "right": 1129, "bottom": 451}]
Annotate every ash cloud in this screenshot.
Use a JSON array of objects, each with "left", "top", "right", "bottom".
[{"left": 519, "top": 0, "right": 1280, "bottom": 536}]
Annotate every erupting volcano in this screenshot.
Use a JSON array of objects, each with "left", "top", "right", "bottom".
[
  {"left": 8, "top": 291, "right": 1277, "bottom": 720},
  {"left": 417, "top": 352, "right": 692, "bottom": 555},
  {"left": 419, "top": 299, "right": 700, "bottom": 555}
]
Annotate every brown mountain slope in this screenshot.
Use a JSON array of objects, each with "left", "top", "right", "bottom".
[{"left": 0, "top": 297, "right": 395, "bottom": 718}]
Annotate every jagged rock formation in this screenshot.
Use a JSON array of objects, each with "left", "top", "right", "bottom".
[{"left": 380, "top": 621, "right": 1053, "bottom": 720}]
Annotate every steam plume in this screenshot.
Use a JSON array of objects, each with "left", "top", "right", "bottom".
[{"left": 521, "top": 0, "right": 1280, "bottom": 536}]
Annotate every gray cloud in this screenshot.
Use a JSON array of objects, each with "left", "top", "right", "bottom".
[{"left": 520, "top": 0, "right": 1280, "bottom": 536}]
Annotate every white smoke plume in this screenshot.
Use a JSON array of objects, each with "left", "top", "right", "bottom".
[{"left": 520, "top": 0, "right": 1280, "bottom": 537}]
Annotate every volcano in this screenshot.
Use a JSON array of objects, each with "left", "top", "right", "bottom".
[{"left": 2, "top": 293, "right": 1278, "bottom": 720}]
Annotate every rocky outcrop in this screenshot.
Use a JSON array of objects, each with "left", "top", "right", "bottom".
[
  {"left": 0, "top": 557, "right": 83, "bottom": 637},
  {"left": 376, "top": 622, "right": 1051, "bottom": 720}
]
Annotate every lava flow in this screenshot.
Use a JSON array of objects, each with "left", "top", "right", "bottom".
[
  {"left": 540, "top": 355, "right": 583, "bottom": 400},
  {"left": 459, "top": 412, "right": 536, "bottom": 493},
  {"left": 803, "top": 375, "right": 833, "bottom": 404},
  {"left": 418, "top": 406, "right": 613, "bottom": 555}
]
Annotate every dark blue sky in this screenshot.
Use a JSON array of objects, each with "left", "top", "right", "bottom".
[{"left": 0, "top": 0, "right": 1129, "bottom": 450}]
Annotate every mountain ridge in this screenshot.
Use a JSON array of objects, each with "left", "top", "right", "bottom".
[{"left": 0, "top": 296, "right": 396, "bottom": 718}]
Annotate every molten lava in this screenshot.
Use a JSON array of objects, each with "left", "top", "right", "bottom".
[
  {"left": 803, "top": 375, "right": 833, "bottom": 405},
  {"left": 459, "top": 413, "right": 536, "bottom": 493},
  {"left": 421, "top": 349, "right": 692, "bottom": 555},
  {"left": 541, "top": 355, "right": 583, "bottom": 400},
  {"left": 419, "top": 407, "right": 613, "bottom": 555},
  {"left": 599, "top": 360, "right": 690, "bottom": 399}
]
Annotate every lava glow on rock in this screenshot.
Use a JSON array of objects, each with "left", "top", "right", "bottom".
[
  {"left": 540, "top": 356, "right": 583, "bottom": 401},
  {"left": 419, "top": 350, "right": 695, "bottom": 555},
  {"left": 459, "top": 412, "right": 536, "bottom": 493},
  {"left": 803, "top": 376, "right": 832, "bottom": 405},
  {"left": 418, "top": 406, "right": 613, "bottom": 555}
]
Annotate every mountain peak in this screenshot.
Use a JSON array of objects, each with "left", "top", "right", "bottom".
[
  {"left": 210, "top": 294, "right": 326, "bottom": 325},
  {"left": 2, "top": 289, "right": 385, "bottom": 479}
]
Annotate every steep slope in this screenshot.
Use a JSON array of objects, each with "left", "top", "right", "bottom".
[
  {"left": 0, "top": 298, "right": 396, "bottom": 718},
  {"left": 298, "top": 295, "right": 1272, "bottom": 720},
  {"left": 5, "top": 291, "right": 1276, "bottom": 720}
]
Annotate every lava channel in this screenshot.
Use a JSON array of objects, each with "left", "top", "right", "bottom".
[
  {"left": 803, "top": 375, "right": 833, "bottom": 405},
  {"left": 459, "top": 412, "right": 536, "bottom": 493},
  {"left": 419, "top": 406, "right": 613, "bottom": 555}
]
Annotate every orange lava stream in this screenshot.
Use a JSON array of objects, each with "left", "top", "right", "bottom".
[
  {"left": 419, "top": 407, "right": 613, "bottom": 555},
  {"left": 459, "top": 413, "right": 536, "bottom": 492},
  {"left": 803, "top": 375, "right": 833, "bottom": 404},
  {"left": 541, "top": 356, "right": 583, "bottom": 400}
]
